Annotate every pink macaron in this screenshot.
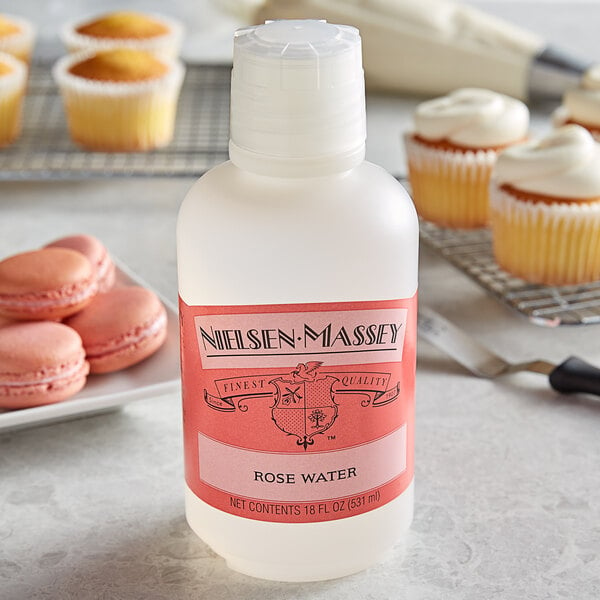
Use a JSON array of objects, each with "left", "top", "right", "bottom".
[
  {"left": 46, "top": 234, "right": 116, "bottom": 293},
  {"left": 0, "top": 321, "right": 89, "bottom": 409},
  {"left": 64, "top": 286, "right": 167, "bottom": 374},
  {"left": 0, "top": 316, "right": 15, "bottom": 328},
  {"left": 0, "top": 247, "right": 98, "bottom": 321}
]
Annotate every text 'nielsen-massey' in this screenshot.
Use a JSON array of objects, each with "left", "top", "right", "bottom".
[{"left": 198, "top": 321, "right": 405, "bottom": 352}]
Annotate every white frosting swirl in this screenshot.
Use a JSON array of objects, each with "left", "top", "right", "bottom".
[
  {"left": 494, "top": 125, "right": 600, "bottom": 198},
  {"left": 414, "top": 88, "right": 529, "bottom": 147},
  {"left": 561, "top": 65, "right": 600, "bottom": 127}
]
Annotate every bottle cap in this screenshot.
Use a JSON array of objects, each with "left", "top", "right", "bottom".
[{"left": 230, "top": 19, "right": 366, "bottom": 176}]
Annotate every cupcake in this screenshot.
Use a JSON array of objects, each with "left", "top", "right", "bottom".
[
  {"left": 490, "top": 125, "right": 600, "bottom": 286},
  {"left": 554, "top": 66, "right": 600, "bottom": 140},
  {"left": 0, "top": 13, "right": 35, "bottom": 64},
  {"left": 53, "top": 48, "right": 185, "bottom": 152},
  {"left": 61, "top": 11, "right": 183, "bottom": 60},
  {"left": 405, "top": 88, "right": 529, "bottom": 229},
  {"left": 0, "top": 52, "right": 27, "bottom": 147}
]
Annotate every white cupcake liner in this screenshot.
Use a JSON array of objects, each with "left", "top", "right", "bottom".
[
  {"left": 490, "top": 183, "right": 600, "bottom": 223},
  {"left": 404, "top": 133, "right": 498, "bottom": 227},
  {"left": 52, "top": 49, "right": 185, "bottom": 99},
  {"left": 0, "top": 51, "right": 27, "bottom": 91},
  {"left": 0, "top": 51, "right": 27, "bottom": 146},
  {"left": 0, "top": 14, "right": 35, "bottom": 63},
  {"left": 490, "top": 183, "right": 600, "bottom": 284},
  {"left": 52, "top": 50, "right": 185, "bottom": 151},
  {"left": 61, "top": 13, "right": 183, "bottom": 60},
  {"left": 404, "top": 133, "right": 497, "bottom": 178}
]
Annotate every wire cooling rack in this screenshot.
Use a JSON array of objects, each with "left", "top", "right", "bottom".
[
  {"left": 0, "top": 62, "right": 231, "bottom": 178},
  {"left": 3, "top": 62, "right": 598, "bottom": 326},
  {"left": 419, "top": 221, "right": 600, "bottom": 326}
]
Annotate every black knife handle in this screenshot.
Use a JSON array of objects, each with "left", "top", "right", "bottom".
[{"left": 549, "top": 356, "right": 600, "bottom": 396}]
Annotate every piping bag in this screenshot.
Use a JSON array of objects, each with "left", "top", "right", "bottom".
[{"left": 215, "top": 0, "right": 593, "bottom": 101}]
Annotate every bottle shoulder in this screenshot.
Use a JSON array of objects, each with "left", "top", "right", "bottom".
[
  {"left": 180, "top": 161, "right": 415, "bottom": 215},
  {"left": 177, "top": 161, "right": 418, "bottom": 304},
  {"left": 186, "top": 160, "right": 403, "bottom": 188},
  {"left": 178, "top": 160, "right": 419, "bottom": 263}
]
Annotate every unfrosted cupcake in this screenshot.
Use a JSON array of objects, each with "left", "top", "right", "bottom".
[
  {"left": 61, "top": 11, "right": 183, "bottom": 60},
  {"left": 0, "top": 52, "right": 27, "bottom": 147},
  {"left": 53, "top": 48, "right": 185, "bottom": 152},
  {"left": 405, "top": 88, "right": 529, "bottom": 229},
  {"left": 490, "top": 125, "right": 600, "bottom": 286},
  {"left": 554, "top": 66, "right": 600, "bottom": 140},
  {"left": 0, "top": 13, "right": 35, "bottom": 65}
]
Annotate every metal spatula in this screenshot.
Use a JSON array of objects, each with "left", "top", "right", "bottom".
[{"left": 418, "top": 306, "right": 600, "bottom": 397}]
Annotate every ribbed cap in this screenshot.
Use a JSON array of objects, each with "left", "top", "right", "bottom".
[{"left": 229, "top": 20, "right": 366, "bottom": 176}]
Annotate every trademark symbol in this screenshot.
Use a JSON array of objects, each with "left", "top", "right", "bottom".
[{"left": 327, "top": 435, "right": 336, "bottom": 440}]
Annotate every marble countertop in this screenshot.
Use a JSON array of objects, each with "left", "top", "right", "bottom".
[
  {"left": 2, "top": 179, "right": 600, "bottom": 600},
  {"left": 2, "top": 2, "right": 600, "bottom": 599}
]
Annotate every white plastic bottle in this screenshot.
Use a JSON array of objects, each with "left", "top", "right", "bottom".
[{"left": 177, "top": 19, "right": 418, "bottom": 582}]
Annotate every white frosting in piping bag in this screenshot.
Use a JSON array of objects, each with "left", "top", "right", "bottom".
[
  {"left": 253, "top": 0, "right": 545, "bottom": 99},
  {"left": 494, "top": 125, "right": 600, "bottom": 198},
  {"left": 414, "top": 88, "right": 529, "bottom": 147}
]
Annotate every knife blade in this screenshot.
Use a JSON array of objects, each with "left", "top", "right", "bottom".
[{"left": 418, "top": 306, "right": 600, "bottom": 397}]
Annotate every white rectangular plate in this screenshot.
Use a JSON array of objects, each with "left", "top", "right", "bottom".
[{"left": 0, "top": 260, "right": 180, "bottom": 433}]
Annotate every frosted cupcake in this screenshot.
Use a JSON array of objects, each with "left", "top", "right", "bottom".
[
  {"left": 53, "top": 48, "right": 185, "bottom": 152},
  {"left": 405, "top": 88, "right": 529, "bottom": 229},
  {"left": 0, "top": 52, "right": 27, "bottom": 147},
  {"left": 490, "top": 125, "right": 600, "bottom": 286},
  {"left": 61, "top": 11, "right": 183, "bottom": 60},
  {"left": 0, "top": 14, "right": 35, "bottom": 65},
  {"left": 554, "top": 66, "right": 600, "bottom": 140}
]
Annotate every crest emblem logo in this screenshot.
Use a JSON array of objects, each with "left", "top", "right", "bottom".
[
  {"left": 270, "top": 362, "right": 338, "bottom": 450},
  {"left": 203, "top": 361, "right": 401, "bottom": 450}
]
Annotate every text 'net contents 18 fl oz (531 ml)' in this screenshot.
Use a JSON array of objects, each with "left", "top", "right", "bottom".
[{"left": 177, "top": 19, "right": 419, "bottom": 582}]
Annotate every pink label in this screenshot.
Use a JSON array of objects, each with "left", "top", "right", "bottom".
[
  {"left": 198, "top": 426, "right": 406, "bottom": 502},
  {"left": 194, "top": 308, "right": 407, "bottom": 369},
  {"left": 180, "top": 297, "right": 416, "bottom": 523}
]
